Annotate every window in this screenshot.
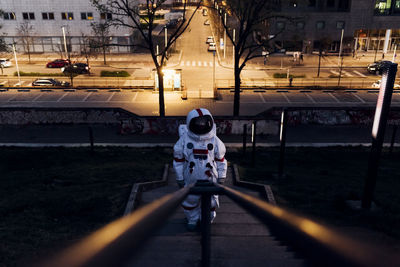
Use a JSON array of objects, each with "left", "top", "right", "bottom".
[
  {"left": 327, "top": 0, "right": 335, "bottom": 7},
  {"left": 3, "top": 12, "right": 16, "bottom": 20},
  {"left": 100, "top": 13, "right": 112, "bottom": 20},
  {"left": 338, "top": 0, "right": 350, "bottom": 10},
  {"left": 276, "top": 21, "right": 286, "bottom": 30},
  {"left": 81, "top": 12, "right": 94, "bottom": 20},
  {"left": 308, "top": 0, "right": 316, "bottom": 7},
  {"left": 42, "top": 12, "right": 54, "bottom": 20},
  {"left": 296, "top": 21, "right": 305, "bottom": 29},
  {"left": 316, "top": 21, "right": 325, "bottom": 30},
  {"left": 22, "top": 12, "right": 35, "bottom": 20},
  {"left": 336, "top": 21, "right": 345, "bottom": 29},
  {"left": 61, "top": 12, "right": 74, "bottom": 20},
  {"left": 375, "top": 0, "right": 392, "bottom": 15}
]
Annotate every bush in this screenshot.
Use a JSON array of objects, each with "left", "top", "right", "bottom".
[
  {"left": 273, "top": 73, "right": 306, "bottom": 79},
  {"left": 100, "top": 70, "right": 130, "bottom": 77}
]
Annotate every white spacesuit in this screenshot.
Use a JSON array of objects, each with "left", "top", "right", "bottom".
[{"left": 173, "top": 108, "right": 227, "bottom": 230}]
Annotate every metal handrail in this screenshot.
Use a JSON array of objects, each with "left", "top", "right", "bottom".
[
  {"left": 39, "top": 185, "right": 192, "bottom": 267},
  {"left": 39, "top": 182, "right": 400, "bottom": 267},
  {"left": 218, "top": 183, "right": 400, "bottom": 267}
]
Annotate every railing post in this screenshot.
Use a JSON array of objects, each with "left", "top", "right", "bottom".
[
  {"left": 201, "top": 193, "right": 211, "bottom": 267},
  {"left": 242, "top": 124, "right": 247, "bottom": 156},
  {"left": 251, "top": 121, "right": 257, "bottom": 166},
  {"left": 279, "top": 109, "right": 288, "bottom": 177},
  {"left": 88, "top": 126, "right": 94, "bottom": 153}
]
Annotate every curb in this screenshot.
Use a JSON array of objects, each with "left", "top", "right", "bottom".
[
  {"left": 232, "top": 164, "right": 276, "bottom": 205},
  {"left": 123, "top": 164, "right": 169, "bottom": 215}
]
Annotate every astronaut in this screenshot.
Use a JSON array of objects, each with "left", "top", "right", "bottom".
[{"left": 173, "top": 108, "right": 227, "bottom": 230}]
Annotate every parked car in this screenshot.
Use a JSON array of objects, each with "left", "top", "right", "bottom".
[
  {"left": 206, "top": 36, "right": 214, "bottom": 44},
  {"left": 367, "top": 60, "right": 392, "bottom": 74},
  {"left": 62, "top": 63, "right": 90, "bottom": 74},
  {"left": 0, "top": 58, "right": 12, "bottom": 68},
  {"left": 371, "top": 80, "right": 400, "bottom": 88},
  {"left": 32, "top": 78, "right": 70, "bottom": 87},
  {"left": 208, "top": 42, "right": 216, "bottom": 52},
  {"left": 202, "top": 8, "right": 208, "bottom": 16},
  {"left": 46, "top": 59, "right": 70, "bottom": 68},
  {"left": 204, "top": 19, "right": 210, "bottom": 25}
]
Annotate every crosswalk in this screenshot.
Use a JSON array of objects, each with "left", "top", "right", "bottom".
[
  {"left": 329, "top": 70, "right": 368, "bottom": 77},
  {"left": 180, "top": 60, "right": 215, "bottom": 67}
]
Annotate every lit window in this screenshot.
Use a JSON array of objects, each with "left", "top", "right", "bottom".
[
  {"left": 22, "top": 12, "right": 35, "bottom": 20},
  {"left": 290, "top": 0, "right": 298, "bottom": 7},
  {"left": 81, "top": 12, "right": 94, "bottom": 20},
  {"left": 375, "top": 0, "right": 392, "bottom": 15},
  {"left": 3, "top": 12, "right": 16, "bottom": 20},
  {"left": 316, "top": 21, "right": 325, "bottom": 30},
  {"left": 42, "top": 12, "right": 54, "bottom": 20},
  {"left": 61, "top": 12, "right": 74, "bottom": 20}
]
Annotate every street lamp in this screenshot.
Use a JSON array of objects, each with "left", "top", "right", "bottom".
[
  {"left": 12, "top": 44, "right": 21, "bottom": 85},
  {"left": 223, "top": 13, "right": 226, "bottom": 59},
  {"left": 61, "top": 26, "right": 69, "bottom": 59}
]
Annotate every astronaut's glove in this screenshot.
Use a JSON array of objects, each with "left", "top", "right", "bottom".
[
  {"left": 176, "top": 180, "right": 185, "bottom": 188},
  {"left": 217, "top": 177, "right": 226, "bottom": 185}
]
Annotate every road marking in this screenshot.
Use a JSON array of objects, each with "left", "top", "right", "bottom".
[
  {"left": 209, "top": 61, "right": 213, "bottom": 67},
  {"left": 132, "top": 92, "right": 138, "bottom": 102},
  {"left": 328, "top": 93, "right": 340, "bottom": 102},
  {"left": 353, "top": 70, "right": 367, "bottom": 77},
  {"left": 281, "top": 92, "right": 291, "bottom": 103},
  {"left": 258, "top": 93, "right": 266, "bottom": 103},
  {"left": 192, "top": 61, "right": 196, "bottom": 66},
  {"left": 329, "top": 70, "right": 339, "bottom": 75},
  {"left": 203, "top": 61, "right": 207, "bottom": 67},
  {"left": 81, "top": 92, "right": 92, "bottom": 102},
  {"left": 14, "top": 81, "right": 25, "bottom": 86},
  {"left": 0, "top": 81, "right": 7, "bottom": 86},
  {"left": 198, "top": 61, "right": 202, "bottom": 66},
  {"left": 33, "top": 93, "right": 43, "bottom": 101},
  {"left": 57, "top": 92, "right": 68, "bottom": 102},
  {"left": 107, "top": 92, "right": 115, "bottom": 102},
  {"left": 186, "top": 61, "right": 190, "bottom": 66},
  {"left": 342, "top": 70, "right": 353, "bottom": 77},
  {"left": 180, "top": 61, "right": 185, "bottom": 66},
  {"left": 305, "top": 93, "right": 316, "bottom": 103},
  {"left": 353, "top": 93, "right": 366, "bottom": 103},
  {"left": 7, "top": 94, "right": 17, "bottom": 102}
]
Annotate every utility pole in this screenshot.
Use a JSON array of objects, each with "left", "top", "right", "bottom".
[
  {"left": 338, "top": 56, "right": 344, "bottom": 86},
  {"left": 223, "top": 12, "right": 226, "bottom": 59},
  {"left": 12, "top": 44, "right": 21, "bottom": 85},
  {"left": 338, "top": 29, "right": 344, "bottom": 66},
  {"left": 232, "top": 29, "right": 235, "bottom": 67},
  {"left": 62, "top": 26, "right": 73, "bottom": 86}
]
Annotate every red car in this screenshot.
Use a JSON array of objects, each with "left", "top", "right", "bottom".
[{"left": 46, "top": 59, "right": 70, "bottom": 68}]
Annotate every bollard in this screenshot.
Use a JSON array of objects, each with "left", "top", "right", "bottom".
[
  {"left": 389, "top": 125, "right": 397, "bottom": 154},
  {"left": 242, "top": 124, "right": 247, "bottom": 156},
  {"left": 278, "top": 109, "right": 288, "bottom": 177},
  {"left": 89, "top": 126, "right": 94, "bottom": 153},
  {"left": 251, "top": 121, "right": 257, "bottom": 166}
]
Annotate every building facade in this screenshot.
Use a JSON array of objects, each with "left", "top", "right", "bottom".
[
  {"left": 271, "top": 0, "right": 400, "bottom": 54},
  {"left": 0, "top": 0, "right": 135, "bottom": 53}
]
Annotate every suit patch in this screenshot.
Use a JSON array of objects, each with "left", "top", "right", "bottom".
[
  {"left": 207, "top": 143, "right": 213, "bottom": 150},
  {"left": 187, "top": 142, "right": 193, "bottom": 149}
]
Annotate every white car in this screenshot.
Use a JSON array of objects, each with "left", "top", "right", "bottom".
[
  {"left": 204, "top": 19, "right": 210, "bottom": 25},
  {"left": 208, "top": 42, "right": 216, "bottom": 52},
  {"left": 206, "top": 36, "right": 214, "bottom": 44},
  {"left": 371, "top": 80, "right": 400, "bottom": 88},
  {"left": 0, "top": 58, "right": 12, "bottom": 68}
]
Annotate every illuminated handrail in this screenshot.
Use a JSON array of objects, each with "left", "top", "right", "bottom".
[
  {"left": 39, "top": 185, "right": 192, "bottom": 267},
  {"left": 40, "top": 182, "right": 400, "bottom": 267}
]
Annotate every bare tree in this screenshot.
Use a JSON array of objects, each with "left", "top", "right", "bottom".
[
  {"left": 79, "top": 34, "right": 98, "bottom": 74},
  {"left": 0, "top": 10, "right": 10, "bottom": 53},
  {"left": 91, "top": 21, "right": 111, "bottom": 65},
  {"left": 91, "top": 0, "right": 202, "bottom": 117},
  {"left": 16, "top": 21, "right": 35, "bottom": 63},
  {"left": 215, "top": 0, "right": 290, "bottom": 116}
]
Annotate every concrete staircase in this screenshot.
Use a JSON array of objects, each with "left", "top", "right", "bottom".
[{"left": 128, "top": 166, "right": 305, "bottom": 267}]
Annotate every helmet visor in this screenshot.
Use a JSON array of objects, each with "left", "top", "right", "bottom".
[{"left": 189, "top": 115, "right": 213, "bottom": 135}]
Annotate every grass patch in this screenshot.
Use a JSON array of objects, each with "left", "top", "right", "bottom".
[
  {"left": 273, "top": 73, "right": 306, "bottom": 79},
  {"left": 229, "top": 147, "right": 400, "bottom": 239},
  {"left": 100, "top": 70, "right": 131, "bottom": 77},
  {"left": 0, "top": 147, "right": 169, "bottom": 266}
]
